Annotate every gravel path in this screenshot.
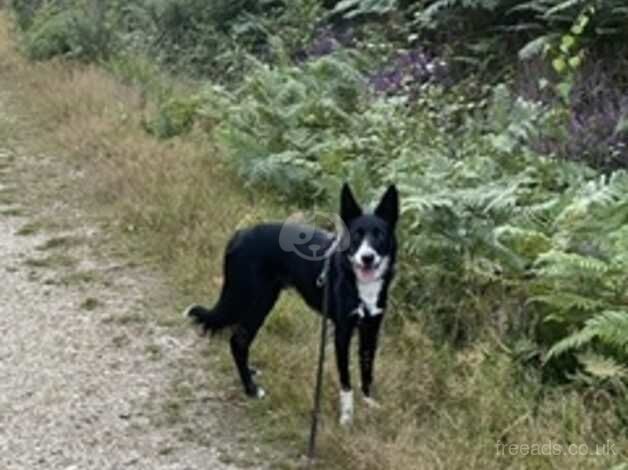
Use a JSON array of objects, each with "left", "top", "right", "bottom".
[{"left": 0, "top": 116, "right": 247, "bottom": 468}]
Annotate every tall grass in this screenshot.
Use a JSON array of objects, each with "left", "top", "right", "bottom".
[{"left": 1, "top": 11, "right": 626, "bottom": 469}]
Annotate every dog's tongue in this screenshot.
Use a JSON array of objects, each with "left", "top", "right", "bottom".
[{"left": 358, "top": 267, "right": 377, "bottom": 282}]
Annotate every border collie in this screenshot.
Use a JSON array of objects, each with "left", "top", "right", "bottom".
[{"left": 184, "top": 183, "right": 399, "bottom": 425}]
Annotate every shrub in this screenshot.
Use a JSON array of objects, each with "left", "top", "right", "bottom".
[
  {"left": 212, "top": 53, "right": 367, "bottom": 202},
  {"left": 145, "top": 94, "right": 205, "bottom": 139},
  {"left": 532, "top": 171, "right": 628, "bottom": 375},
  {"left": 518, "top": 59, "right": 628, "bottom": 171},
  {"left": 9, "top": 0, "right": 46, "bottom": 31},
  {"left": 136, "top": 0, "right": 322, "bottom": 80},
  {"left": 369, "top": 47, "right": 449, "bottom": 99},
  {"left": 16, "top": 0, "right": 114, "bottom": 62},
  {"left": 413, "top": 0, "right": 628, "bottom": 44}
]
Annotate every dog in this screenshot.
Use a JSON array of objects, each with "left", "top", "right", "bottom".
[{"left": 184, "top": 183, "right": 399, "bottom": 425}]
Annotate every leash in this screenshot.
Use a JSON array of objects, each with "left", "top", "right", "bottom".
[{"left": 307, "top": 236, "right": 338, "bottom": 462}]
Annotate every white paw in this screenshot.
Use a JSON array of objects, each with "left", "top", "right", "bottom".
[
  {"left": 339, "top": 413, "right": 352, "bottom": 426},
  {"left": 363, "top": 396, "right": 382, "bottom": 409},
  {"left": 256, "top": 387, "right": 266, "bottom": 399},
  {"left": 339, "top": 389, "right": 354, "bottom": 426}
]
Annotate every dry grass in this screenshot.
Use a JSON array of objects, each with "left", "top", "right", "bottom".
[
  {"left": 1, "top": 21, "right": 273, "bottom": 293},
  {"left": 1, "top": 11, "right": 627, "bottom": 469},
  {"left": 23, "top": 253, "right": 77, "bottom": 269}
]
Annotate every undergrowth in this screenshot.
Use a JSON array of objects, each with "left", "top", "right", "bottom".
[{"left": 2, "top": 3, "right": 628, "bottom": 469}]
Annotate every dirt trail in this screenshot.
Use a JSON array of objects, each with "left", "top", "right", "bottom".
[{"left": 0, "top": 99, "right": 251, "bottom": 468}]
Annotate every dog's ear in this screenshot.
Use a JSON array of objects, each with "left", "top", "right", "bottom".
[
  {"left": 374, "top": 184, "right": 399, "bottom": 228},
  {"left": 340, "top": 183, "right": 362, "bottom": 226}
]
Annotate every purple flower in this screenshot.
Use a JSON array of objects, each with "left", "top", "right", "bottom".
[
  {"left": 295, "top": 27, "right": 355, "bottom": 63},
  {"left": 367, "top": 48, "right": 448, "bottom": 99}
]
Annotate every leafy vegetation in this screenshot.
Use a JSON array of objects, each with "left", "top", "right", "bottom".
[
  {"left": 214, "top": 59, "right": 628, "bottom": 369},
  {"left": 11, "top": 0, "right": 114, "bottom": 61},
  {"left": 4, "top": 0, "right": 628, "bottom": 467}
]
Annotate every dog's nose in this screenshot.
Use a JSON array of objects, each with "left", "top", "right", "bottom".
[{"left": 361, "top": 254, "right": 375, "bottom": 267}]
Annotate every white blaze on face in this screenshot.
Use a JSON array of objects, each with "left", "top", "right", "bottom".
[
  {"left": 350, "top": 239, "right": 389, "bottom": 316},
  {"left": 351, "top": 240, "right": 380, "bottom": 282}
]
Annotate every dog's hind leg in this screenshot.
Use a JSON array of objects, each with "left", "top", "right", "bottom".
[
  {"left": 231, "top": 325, "right": 263, "bottom": 398},
  {"left": 230, "top": 288, "right": 279, "bottom": 399}
]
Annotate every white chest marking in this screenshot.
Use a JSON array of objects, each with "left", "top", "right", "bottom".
[{"left": 357, "top": 279, "right": 383, "bottom": 316}]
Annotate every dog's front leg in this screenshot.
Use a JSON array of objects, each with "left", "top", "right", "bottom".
[
  {"left": 359, "top": 314, "right": 383, "bottom": 407},
  {"left": 334, "top": 323, "right": 355, "bottom": 426}
]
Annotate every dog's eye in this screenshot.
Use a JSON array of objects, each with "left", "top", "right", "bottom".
[
  {"left": 350, "top": 229, "right": 364, "bottom": 247},
  {"left": 372, "top": 228, "right": 383, "bottom": 239}
]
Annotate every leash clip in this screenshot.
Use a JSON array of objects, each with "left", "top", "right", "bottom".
[{"left": 316, "top": 271, "right": 326, "bottom": 288}]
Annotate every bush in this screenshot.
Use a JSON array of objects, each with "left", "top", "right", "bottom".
[
  {"left": 212, "top": 53, "right": 367, "bottom": 202},
  {"left": 135, "top": 0, "right": 322, "bottom": 80},
  {"left": 16, "top": 0, "right": 114, "bottom": 62},
  {"left": 9, "top": 0, "right": 46, "bottom": 31},
  {"left": 518, "top": 58, "right": 628, "bottom": 171},
  {"left": 145, "top": 93, "right": 205, "bottom": 138}
]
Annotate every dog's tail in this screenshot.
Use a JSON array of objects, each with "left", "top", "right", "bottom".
[
  {"left": 184, "top": 302, "right": 236, "bottom": 334},
  {"left": 185, "top": 231, "right": 246, "bottom": 334}
]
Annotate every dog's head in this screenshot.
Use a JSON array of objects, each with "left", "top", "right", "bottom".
[{"left": 339, "top": 183, "right": 399, "bottom": 283}]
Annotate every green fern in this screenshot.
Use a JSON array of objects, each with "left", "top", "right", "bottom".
[
  {"left": 332, "top": 0, "right": 398, "bottom": 18},
  {"left": 546, "top": 310, "right": 628, "bottom": 360},
  {"left": 215, "top": 53, "right": 368, "bottom": 203},
  {"left": 577, "top": 352, "right": 628, "bottom": 380}
]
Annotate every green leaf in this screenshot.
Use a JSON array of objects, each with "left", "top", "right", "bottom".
[
  {"left": 552, "top": 57, "right": 566, "bottom": 73},
  {"left": 556, "top": 82, "right": 572, "bottom": 100},
  {"left": 518, "top": 35, "right": 552, "bottom": 60},
  {"left": 538, "top": 77, "right": 550, "bottom": 90},
  {"left": 571, "top": 24, "right": 584, "bottom": 35},
  {"left": 614, "top": 114, "right": 628, "bottom": 135},
  {"left": 578, "top": 353, "right": 627, "bottom": 379},
  {"left": 560, "top": 34, "right": 575, "bottom": 53},
  {"left": 568, "top": 56, "right": 581, "bottom": 69}
]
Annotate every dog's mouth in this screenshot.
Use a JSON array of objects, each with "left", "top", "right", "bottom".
[{"left": 354, "top": 262, "right": 381, "bottom": 283}]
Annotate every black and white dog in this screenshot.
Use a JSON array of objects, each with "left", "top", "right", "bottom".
[{"left": 184, "top": 183, "right": 398, "bottom": 425}]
